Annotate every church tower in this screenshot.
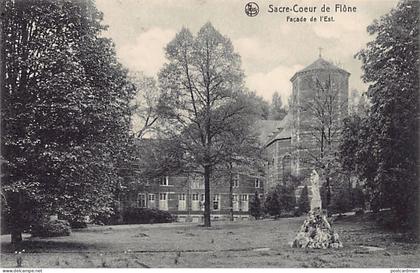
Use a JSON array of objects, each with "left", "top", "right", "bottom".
[{"left": 289, "top": 57, "right": 350, "bottom": 179}]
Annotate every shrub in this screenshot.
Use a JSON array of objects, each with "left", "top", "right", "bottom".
[
  {"left": 31, "top": 219, "right": 71, "bottom": 237},
  {"left": 330, "top": 187, "right": 353, "bottom": 214},
  {"left": 264, "top": 190, "right": 281, "bottom": 217},
  {"left": 264, "top": 185, "right": 296, "bottom": 217},
  {"left": 122, "top": 208, "right": 175, "bottom": 224},
  {"left": 70, "top": 221, "right": 88, "bottom": 229},
  {"left": 249, "top": 192, "right": 263, "bottom": 219},
  {"left": 297, "top": 186, "right": 310, "bottom": 215},
  {"left": 354, "top": 208, "right": 365, "bottom": 216},
  {"left": 352, "top": 185, "right": 365, "bottom": 209}
]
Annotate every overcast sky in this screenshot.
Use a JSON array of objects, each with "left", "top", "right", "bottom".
[{"left": 95, "top": 0, "right": 398, "bottom": 104}]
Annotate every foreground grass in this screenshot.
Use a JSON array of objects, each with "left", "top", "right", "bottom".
[{"left": 0, "top": 214, "right": 418, "bottom": 268}]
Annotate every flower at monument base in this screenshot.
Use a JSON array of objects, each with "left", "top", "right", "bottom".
[
  {"left": 291, "top": 231, "right": 310, "bottom": 248},
  {"left": 291, "top": 210, "right": 343, "bottom": 249}
]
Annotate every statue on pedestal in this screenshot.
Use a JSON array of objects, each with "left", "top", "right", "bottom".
[
  {"left": 310, "top": 170, "right": 322, "bottom": 212},
  {"left": 291, "top": 169, "right": 343, "bottom": 249}
]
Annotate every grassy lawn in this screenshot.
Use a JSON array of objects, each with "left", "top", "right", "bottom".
[{"left": 0, "top": 214, "right": 418, "bottom": 268}]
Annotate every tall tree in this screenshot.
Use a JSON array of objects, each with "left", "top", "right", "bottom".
[
  {"left": 295, "top": 76, "right": 346, "bottom": 209},
  {"left": 269, "top": 91, "right": 287, "bottom": 120},
  {"left": 158, "top": 23, "right": 248, "bottom": 227},
  {"left": 249, "top": 91, "right": 270, "bottom": 120},
  {"left": 213, "top": 91, "right": 264, "bottom": 221},
  {"left": 129, "top": 72, "right": 160, "bottom": 138},
  {"left": 1, "top": 0, "right": 136, "bottom": 243},
  {"left": 355, "top": 0, "right": 418, "bottom": 227}
]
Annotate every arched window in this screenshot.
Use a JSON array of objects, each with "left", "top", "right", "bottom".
[{"left": 282, "top": 155, "right": 292, "bottom": 186}]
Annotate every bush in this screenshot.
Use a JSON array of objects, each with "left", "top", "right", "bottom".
[
  {"left": 264, "top": 190, "right": 281, "bottom": 217},
  {"left": 264, "top": 185, "right": 296, "bottom": 218},
  {"left": 330, "top": 187, "right": 353, "bottom": 214},
  {"left": 70, "top": 221, "right": 88, "bottom": 229},
  {"left": 354, "top": 208, "right": 365, "bottom": 216},
  {"left": 31, "top": 219, "right": 71, "bottom": 237},
  {"left": 297, "top": 186, "right": 310, "bottom": 215},
  {"left": 122, "top": 208, "right": 175, "bottom": 224},
  {"left": 249, "top": 192, "right": 263, "bottom": 219}
]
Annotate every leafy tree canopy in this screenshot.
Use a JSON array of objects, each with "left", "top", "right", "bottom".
[{"left": 2, "top": 0, "right": 136, "bottom": 241}]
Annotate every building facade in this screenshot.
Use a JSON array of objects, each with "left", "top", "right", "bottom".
[
  {"left": 264, "top": 57, "right": 350, "bottom": 194},
  {"left": 123, "top": 57, "right": 349, "bottom": 220},
  {"left": 122, "top": 172, "right": 264, "bottom": 222}
]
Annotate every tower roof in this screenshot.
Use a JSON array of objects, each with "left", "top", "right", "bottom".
[{"left": 290, "top": 57, "right": 350, "bottom": 82}]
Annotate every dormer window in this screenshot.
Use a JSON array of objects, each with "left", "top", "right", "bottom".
[
  {"left": 233, "top": 174, "right": 239, "bottom": 188},
  {"left": 160, "top": 176, "right": 169, "bottom": 186}
]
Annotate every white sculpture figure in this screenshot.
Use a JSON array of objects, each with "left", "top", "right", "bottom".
[
  {"left": 310, "top": 169, "right": 322, "bottom": 212},
  {"left": 291, "top": 170, "right": 343, "bottom": 249}
]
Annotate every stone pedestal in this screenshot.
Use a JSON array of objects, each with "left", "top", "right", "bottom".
[{"left": 291, "top": 209, "right": 343, "bottom": 249}]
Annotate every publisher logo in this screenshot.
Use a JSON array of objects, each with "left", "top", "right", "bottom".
[{"left": 245, "top": 2, "right": 259, "bottom": 17}]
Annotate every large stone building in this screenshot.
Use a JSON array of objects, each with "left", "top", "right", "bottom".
[
  {"left": 121, "top": 172, "right": 264, "bottom": 222},
  {"left": 122, "top": 56, "right": 349, "bottom": 221},
  {"left": 264, "top": 57, "right": 350, "bottom": 193}
]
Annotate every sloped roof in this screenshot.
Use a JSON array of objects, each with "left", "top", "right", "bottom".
[
  {"left": 290, "top": 57, "right": 350, "bottom": 82},
  {"left": 255, "top": 113, "right": 293, "bottom": 147},
  {"left": 254, "top": 119, "right": 283, "bottom": 144},
  {"left": 266, "top": 112, "right": 292, "bottom": 146}
]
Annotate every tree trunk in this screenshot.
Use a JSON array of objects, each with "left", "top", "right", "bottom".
[
  {"left": 203, "top": 165, "right": 211, "bottom": 227},
  {"left": 326, "top": 176, "right": 331, "bottom": 215},
  {"left": 11, "top": 230, "right": 22, "bottom": 245},
  {"left": 10, "top": 192, "right": 23, "bottom": 245},
  {"left": 229, "top": 163, "right": 234, "bottom": 221}
]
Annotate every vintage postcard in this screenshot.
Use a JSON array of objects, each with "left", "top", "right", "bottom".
[{"left": 0, "top": 0, "right": 418, "bottom": 271}]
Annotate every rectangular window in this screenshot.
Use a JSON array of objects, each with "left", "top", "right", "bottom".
[
  {"left": 200, "top": 194, "right": 205, "bottom": 202},
  {"left": 192, "top": 193, "right": 199, "bottom": 201},
  {"left": 160, "top": 176, "right": 169, "bottom": 186},
  {"left": 138, "top": 194, "right": 146, "bottom": 208},
  {"left": 159, "top": 193, "right": 167, "bottom": 200},
  {"left": 233, "top": 174, "right": 239, "bottom": 188},
  {"left": 233, "top": 194, "right": 239, "bottom": 211},
  {"left": 255, "top": 178, "right": 260, "bottom": 188},
  {"left": 178, "top": 193, "right": 186, "bottom": 210},
  {"left": 148, "top": 194, "right": 155, "bottom": 201},
  {"left": 213, "top": 194, "right": 220, "bottom": 210},
  {"left": 241, "top": 194, "right": 249, "bottom": 212}
]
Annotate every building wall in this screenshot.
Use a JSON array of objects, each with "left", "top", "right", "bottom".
[
  {"left": 265, "top": 67, "right": 349, "bottom": 193},
  {"left": 265, "top": 138, "right": 292, "bottom": 193},
  {"left": 122, "top": 172, "right": 265, "bottom": 222},
  {"left": 290, "top": 70, "right": 349, "bottom": 181}
]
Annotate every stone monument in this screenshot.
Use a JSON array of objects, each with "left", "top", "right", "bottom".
[
  {"left": 310, "top": 170, "right": 322, "bottom": 212},
  {"left": 291, "top": 169, "right": 343, "bottom": 249}
]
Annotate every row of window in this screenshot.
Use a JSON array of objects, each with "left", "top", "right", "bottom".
[
  {"left": 139, "top": 193, "right": 257, "bottom": 203},
  {"left": 230, "top": 175, "right": 262, "bottom": 188},
  {"left": 159, "top": 176, "right": 262, "bottom": 188},
  {"left": 140, "top": 193, "right": 252, "bottom": 202},
  {"left": 138, "top": 193, "right": 256, "bottom": 211}
]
